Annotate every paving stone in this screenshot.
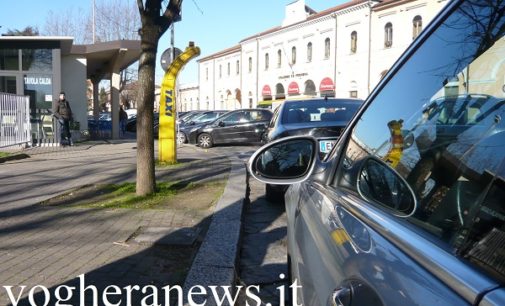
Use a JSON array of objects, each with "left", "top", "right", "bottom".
[{"left": 133, "top": 226, "right": 200, "bottom": 246}]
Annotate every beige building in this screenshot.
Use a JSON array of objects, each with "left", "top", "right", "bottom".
[
  {"left": 194, "top": 0, "right": 448, "bottom": 110},
  {"left": 178, "top": 83, "right": 200, "bottom": 111}
]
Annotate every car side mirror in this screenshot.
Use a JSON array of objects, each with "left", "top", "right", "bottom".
[
  {"left": 248, "top": 136, "right": 317, "bottom": 185},
  {"left": 218, "top": 121, "right": 225, "bottom": 127},
  {"left": 357, "top": 157, "right": 417, "bottom": 217},
  {"left": 403, "top": 132, "right": 414, "bottom": 149}
]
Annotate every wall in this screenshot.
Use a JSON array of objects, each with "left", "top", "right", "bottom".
[
  {"left": 61, "top": 55, "right": 88, "bottom": 131},
  {"left": 193, "top": 0, "right": 449, "bottom": 111},
  {"left": 178, "top": 83, "right": 199, "bottom": 111}
]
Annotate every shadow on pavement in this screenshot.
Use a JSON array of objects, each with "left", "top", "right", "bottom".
[{"left": 6, "top": 202, "right": 241, "bottom": 306}]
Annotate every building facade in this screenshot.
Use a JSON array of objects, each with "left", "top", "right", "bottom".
[
  {"left": 0, "top": 36, "right": 140, "bottom": 143},
  {"left": 178, "top": 83, "right": 200, "bottom": 111},
  {"left": 196, "top": 0, "right": 448, "bottom": 110}
]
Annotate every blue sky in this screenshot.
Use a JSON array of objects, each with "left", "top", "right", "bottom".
[{"left": 0, "top": 0, "right": 347, "bottom": 85}]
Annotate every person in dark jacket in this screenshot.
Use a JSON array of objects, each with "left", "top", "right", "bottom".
[
  {"left": 119, "top": 105, "right": 128, "bottom": 137},
  {"left": 54, "top": 91, "right": 73, "bottom": 146}
]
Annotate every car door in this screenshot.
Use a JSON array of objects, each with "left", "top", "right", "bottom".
[
  {"left": 290, "top": 1, "right": 505, "bottom": 305},
  {"left": 241, "top": 110, "right": 272, "bottom": 142},
  {"left": 212, "top": 111, "right": 248, "bottom": 143}
]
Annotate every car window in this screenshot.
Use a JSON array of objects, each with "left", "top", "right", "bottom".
[
  {"left": 193, "top": 112, "right": 217, "bottom": 122},
  {"left": 269, "top": 107, "right": 280, "bottom": 128},
  {"left": 336, "top": 1, "right": 505, "bottom": 282},
  {"left": 281, "top": 99, "right": 361, "bottom": 124},
  {"left": 247, "top": 110, "right": 271, "bottom": 122},
  {"left": 221, "top": 111, "right": 248, "bottom": 123}
]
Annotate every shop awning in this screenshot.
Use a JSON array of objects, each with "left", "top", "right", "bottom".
[
  {"left": 320, "top": 77, "right": 335, "bottom": 92},
  {"left": 262, "top": 85, "right": 272, "bottom": 97},
  {"left": 288, "top": 81, "right": 299, "bottom": 95}
]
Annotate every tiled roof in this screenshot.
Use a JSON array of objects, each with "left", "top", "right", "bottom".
[{"left": 372, "top": 0, "right": 418, "bottom": 11}]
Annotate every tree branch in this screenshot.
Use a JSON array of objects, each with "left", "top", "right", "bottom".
[
  {"left": 136, "top": 0, "right": 144, "bottom": 12},
  {"left": 157, "top": 0, "right": 182, "bottom": 38}
]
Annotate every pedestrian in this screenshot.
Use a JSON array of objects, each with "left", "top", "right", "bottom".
[
  {"left": 119, "top": 106, "right": 128, "bottom": 137},
  {"left": 54, "top": 91, "right": 73, "bottom": 146}
]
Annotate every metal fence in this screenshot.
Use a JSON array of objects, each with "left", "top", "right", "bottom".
[{"left": 0, "top": 92, "right": 31, "bottom": 148}]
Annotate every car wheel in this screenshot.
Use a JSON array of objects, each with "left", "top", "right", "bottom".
[
  {"left": 265, "top": 184, "right": 285, "bottom": 203},
  {"left": 177, "top": 132, "right": 186, "bottom": 144},
  {"left": 198, "top": 133, "right": 213, "bottom": 148}
]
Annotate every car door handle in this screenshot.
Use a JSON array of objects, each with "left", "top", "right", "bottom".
[{"left": 330, "top": 286, "right": 351, "bottom": 306}]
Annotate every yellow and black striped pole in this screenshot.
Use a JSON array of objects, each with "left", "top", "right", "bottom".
[{"left": 158, "top": 42, "right": 200, "bottom": 163}]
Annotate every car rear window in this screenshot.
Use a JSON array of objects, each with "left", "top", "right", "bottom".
[{"left": 281, "top": 99, "right": 362, "bottom": 124}]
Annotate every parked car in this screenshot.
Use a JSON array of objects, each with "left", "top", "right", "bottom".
[
  {"left": 177, "top": 110, "right": 205, "bottom": 125},
  {"left": 125, "top": 112, "right": 159, "bottom": 134},
  {"left": 264, "top": 97, "right": 363, "bottom": 145},
  {"left": 263, "top": 97, "right": 363, "bottom": 201},
  {"left": 177, "top": 110, "right": 227, "bottom": 144},
  {"left": 188, "top": 109, "right": 272, "bottom": 148},
  {"left": 248, "top": 1, "right": 505, "bottom": 305}
]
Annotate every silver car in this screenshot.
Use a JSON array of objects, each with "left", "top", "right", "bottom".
[{"left": 249, "top": 1, "right": 505, "bottom": 305}]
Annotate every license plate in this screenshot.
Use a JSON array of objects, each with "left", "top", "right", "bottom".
[{"left": 319, "top": 140, "right": 336, "bottom": 153}]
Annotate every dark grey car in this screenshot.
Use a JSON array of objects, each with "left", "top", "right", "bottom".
[
  {"left": 188, "top": 109, "right": 272, "bottom": 148},
  {"left": 249, "top": 1, "right": 505, "bottom": 305},
  {"left": 176, "top": 110, "right": 227, "bottom": 144}
]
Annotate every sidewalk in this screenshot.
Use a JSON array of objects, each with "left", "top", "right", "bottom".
[{"left": 0, "top": 140, "right": 248, "bottom": 305}]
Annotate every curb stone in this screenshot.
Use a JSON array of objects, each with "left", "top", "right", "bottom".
[{"left": 183, "top": 156, "right": 246, "bottom": 306}]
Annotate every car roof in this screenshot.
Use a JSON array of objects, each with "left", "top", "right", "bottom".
[{"left": 284, "top": 97, "right": 363, "bottom": 103}]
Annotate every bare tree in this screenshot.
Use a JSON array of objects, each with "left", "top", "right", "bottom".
[
  {"left": 44, "top": 1, "right": 141, "bottom": 110},
  {"left": 43, "top": 7, "right": 92, "bottom": 44},
  {"left": 94, "top": 0, "right": 140, "bottom": 42},
  {"left": 135, "top": 0, "right": 182, "bottom": 196}
]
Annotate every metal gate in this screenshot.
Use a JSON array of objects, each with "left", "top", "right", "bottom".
[{"left": 0, "top": 92, "right": 31, "bottom": 148}]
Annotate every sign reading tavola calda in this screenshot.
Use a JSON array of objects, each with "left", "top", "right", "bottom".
[{"left": 23, "top": 77, "right": 52, "bottom": 85}]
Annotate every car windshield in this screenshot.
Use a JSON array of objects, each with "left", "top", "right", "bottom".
[
  {"left": 180, "top": 112, "right": 201, "bottom": 122},
  {"left": 281, "top": 99, "right": 362, "bottom": 124},
  {"left": 343, "top": 0, "right": 505, "bottom": 282}
]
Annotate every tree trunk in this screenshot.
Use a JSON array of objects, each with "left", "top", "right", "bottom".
[{"left": 136, "top": 24, "right": 158, "bottom": 196}]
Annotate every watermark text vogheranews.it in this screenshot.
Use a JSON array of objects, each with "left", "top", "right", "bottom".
[{"left": 2, "top": 273, "right": 303, "bottom": 306}]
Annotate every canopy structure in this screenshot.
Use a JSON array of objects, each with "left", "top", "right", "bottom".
[{"left": 72, "top": 40, "right": 141, "bottom": 139}]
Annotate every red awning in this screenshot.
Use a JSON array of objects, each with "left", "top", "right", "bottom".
[
  {"left": 319, "top": 77, "right": 335, "bottom": 92},
  {"left": 288, "top": 82, "right": 299, "bottom": 95},
  {"left": 262, "top": 85, "right": 272, "bottom": 96}
]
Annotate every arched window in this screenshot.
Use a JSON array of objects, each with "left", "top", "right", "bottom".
[
  {"left": 304, "top": 79, "right": 316, "bottom": 96},
  {"left": 413, "top": 16, "right": 422, "bottom": 39},
  {"left": 384, "top": 22, "right": 393, "bottom": 48},
  {"left": 219, "top": 65, "right": 222, "bottom": 78},
  {"left": 227, "top": 62, "right": 230, "bottom": 76},
  {"left": 248, "top": 57, "right": 252, "bottom": 73},
  {"left": 324, "top": 38, "right": 330, "bottom": 59},
  {"left": 291, "top": 47, "right": 296, "bottom": 65},
  {"left": 307, "top": 42, "right": 312, "bottom": 62},
  {"left": 236, "top": 60, "right": 239, "bottom": 75},
  {"left": 265, "top": 53, "right": 269, "bottom": 70},
  {"left": 351, "top": 31, "right": 357, "bottom": 54},
  {"left": 277, "top": 49, "right": 282, "bottom": 68},
  {"left": 205, "top": 67, "right": 208, "bottom": 80}
]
